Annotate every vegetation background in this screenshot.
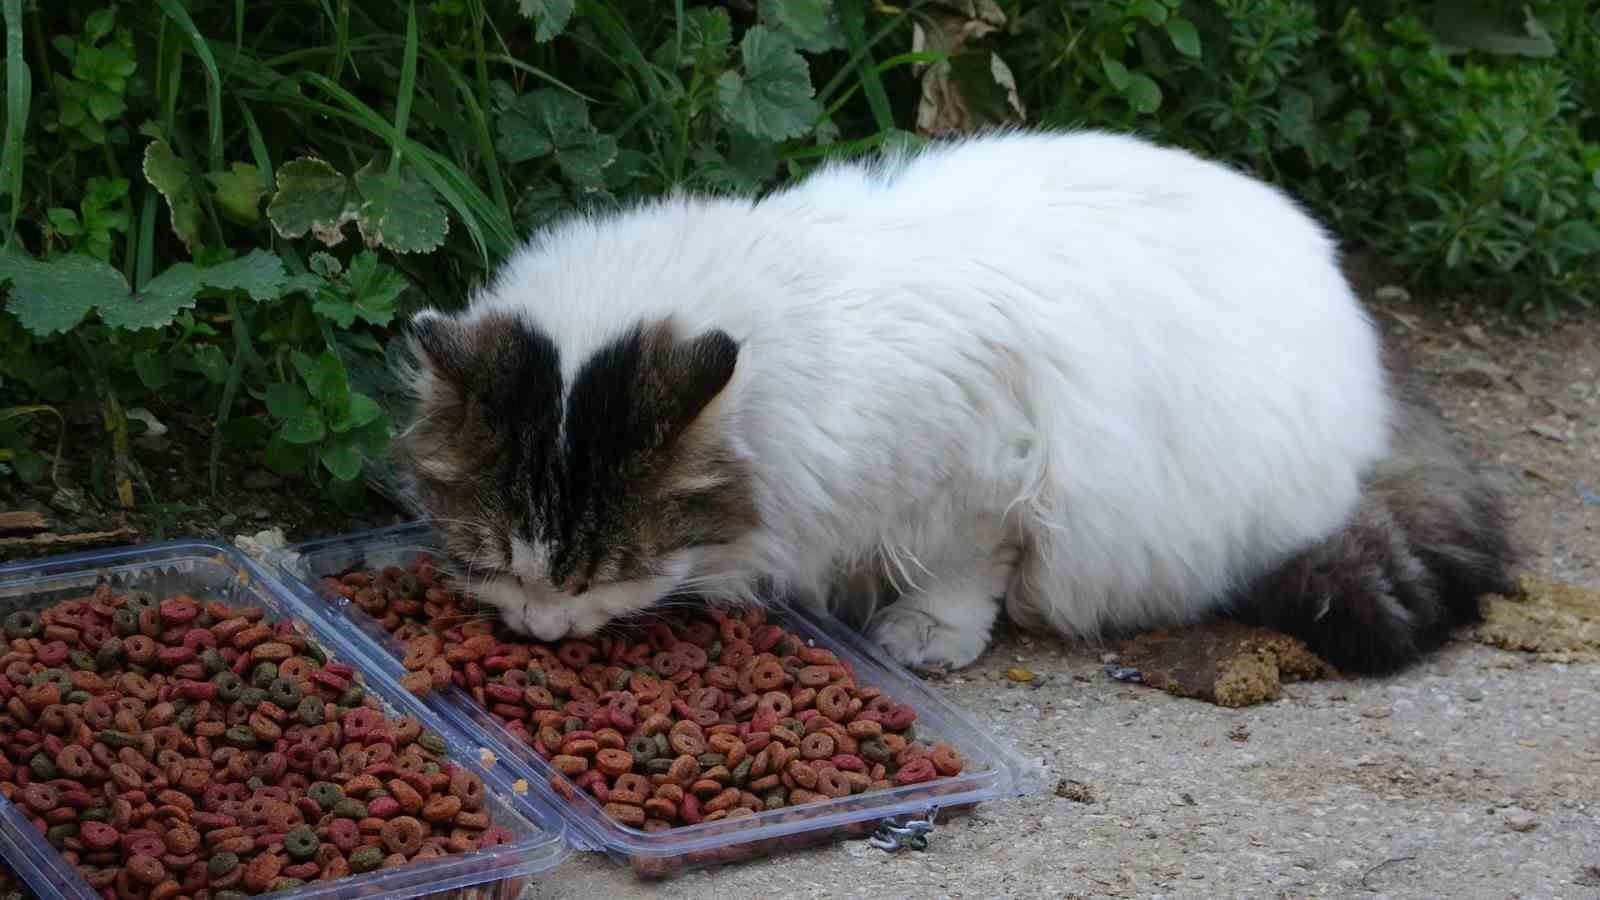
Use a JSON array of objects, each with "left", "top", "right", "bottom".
[{"left": 0, "top": 0, "right": 1594, "bottom": 547}]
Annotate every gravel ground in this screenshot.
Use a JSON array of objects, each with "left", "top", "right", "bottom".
[{"left": 515, "top": 293, "right": 1600, "bottom": 898}]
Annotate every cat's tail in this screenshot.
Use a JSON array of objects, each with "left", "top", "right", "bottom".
[{"left": 1226, "top": 360, "right": 1517, "bottom": 674}]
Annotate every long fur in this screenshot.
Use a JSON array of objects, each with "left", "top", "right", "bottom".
[{"left": 395, "top": 128, "right": 1513, "bottom": 673}]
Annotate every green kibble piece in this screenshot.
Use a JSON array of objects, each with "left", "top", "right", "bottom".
[
  {"left": 696, "top": 752, "right": 725, "bottom": 769},
  {"left": 774, "top": 638, "right": 796, "bottom": 657},
  {"left": 95, "top": 638, "right": 126, "bottom": 668},
  {"left": 80, "top": 807, "right": 110, "bottom": 822},
  {"left": 284, "top": 826, "right": 320, "bottom": 860},
  {"left": 763, "top": 788, "right": 788, "bottom": 809},
  {"left": 645, "top": 758, "right": 674, "bottom": 775},
  {"left": 125, "top": 590, "right": 157, "bottom": 613},
  {"left": 246, "top": 776, "right": 265, "bottom": 792},
  {"left": 46, "top": 824, "right": 78, "bottom": 847},
  {"left": 302, "top": 643, "right": 327, "bottom": 665},
  {"left": 225, "top": 725, "right": 258, "bottom": 748},
  {"left": 296, "top": 696, "right": 324, "bottom": 726},
  {"left": 4, "top": 610, "right": 42, "bottom": 638},
  {"left": 860, "top": 738, "right": 891, "bottom": 763},
  {"left": 337, "top": 685, "right": 364, "bottom": 707},
  {"left": 307, "top": 782, "right": 344, "bottom": 811},
  {"left": 251, "top": 662, "right": 279, "bottom": 689},
  {"left": 707, "top": 640, "right": 722, "bottom": 662},
  {"left": 730, "top": 756, "right": 753, "bottom": 787},
  {"left": 196, "top": 611, "right": 215, "bottom": 628},
  {"left": 397, "top": 574, "right": 422, "bottom": 599},
  {"left": 98, "top": 730, "right": 140, "bottom": 749},
  {"left": 627, "top": 736, "right": 657, "bottom": 766},
  {"left": 214, "top": 892, "right": 248, "bottom": 900},
  {"left": 65, "top": 690, "right": 91, "bottom": 704},
  {"left": 349, "top": 846, "right": 383, "bottom": 873},
  {"left": 238, "top": 687, "right": 267, "bottom": 707},
  {"left": 208, "top": 853, "right": 240, "bottom": 877},
  {"left": 422, "top": 761, "right": 440, "bottom": 775},
  {"left": 332, "top": 798, "right": 367, "bottom": 820},
  {"left": 176, "top": 707, "right": 197, "bottom": 731},
  {"left": 563, "top": 716, "right": 582, "bottom": 734},
  {"left": 611, "top": 670, "right": 631, "bottom": 692},
  {"left": 525, "top": 668, "right": 547, "bottom": 688},
  {"left": 418, "top": 732, "right": 447, "bottom": 756},
  {"left": 32, "top": 669, "right": 70, "bottom": 689},
  {"left": 901, "top": 723, "right": 916, "bottom": 742},
  {"left": 212, "top": 671, "right": 243, "bottom": 702},
  {"left": 200, "top": 649, "right": 227, "bottom": 676},
  {"left": 271, "top": 879, "right": 306, "bottom": 893},
  {"left": 111, "top": 609, "right": 138, "bottom": 636},
  {"left": 268, "top": 677, "right": 301, "bottom": 707},
  {"left": 653, "top": 733, "right": 670, "bottom": 757},
  {"left": 68, "top": 650, "right": 97, "bottom": 672}
]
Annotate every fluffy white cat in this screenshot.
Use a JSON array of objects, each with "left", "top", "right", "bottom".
[{"left": 394, "top": 129, "right": 1513, "bottom": 674}]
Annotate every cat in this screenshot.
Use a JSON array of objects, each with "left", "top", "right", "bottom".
[{"left": 391, "top": 128, "right": 1515, "bottom": 675}]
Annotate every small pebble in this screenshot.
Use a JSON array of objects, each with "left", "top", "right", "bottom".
[
  {"left": 1503, "top": 809, "right": 1538, "bottom": 832},
  {"left": 1464, "top": 687, "right": 1485, "bottom": 702},
  {"left": 1360, "top": 705, "right": 1392, "bottom": 719},
  {"left": 1006, "top": 667, "right": 1034, "bottom": 683}
]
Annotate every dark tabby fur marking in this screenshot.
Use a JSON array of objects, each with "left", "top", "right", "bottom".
[
  {"left": 395, "top": 312, "right": 756, "bottom": 593},
  {"left": 1227, "top": 354, "right": 1517, "bottom": 674}
]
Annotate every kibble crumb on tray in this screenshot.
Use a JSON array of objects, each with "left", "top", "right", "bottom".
[
  {"left": 1116, "top": 621, "right": 1337, "bottom": 708},
  {"left": 1473, "top": 575, "right": 1600, "bottom": 662}
]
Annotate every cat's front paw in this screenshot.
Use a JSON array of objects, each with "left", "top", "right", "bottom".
[{"left": 868, "top": 604, "right": 989, "bottom": 671}]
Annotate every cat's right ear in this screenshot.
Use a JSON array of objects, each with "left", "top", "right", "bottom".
[{"left": 408, "top": 310, "right": 470, "bottom": 395}]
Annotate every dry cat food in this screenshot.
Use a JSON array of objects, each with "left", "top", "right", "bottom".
[
  {"left": 0, "top": 585, "right": 513, "bottom": 899},
  {"left": 319, "top": 559, "right": 968, "bottom": 830}
]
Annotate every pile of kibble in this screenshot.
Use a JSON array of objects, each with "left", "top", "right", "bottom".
[
  {"left": 0, "top": 585, "right": 512, "bottom": 898},
  {"left": 318, "top": 559, "right": 967, "bottom": 831}
]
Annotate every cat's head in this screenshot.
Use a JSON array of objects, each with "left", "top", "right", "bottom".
[{"left": 392, "top": 308, "right": 759, "bottom": 640}]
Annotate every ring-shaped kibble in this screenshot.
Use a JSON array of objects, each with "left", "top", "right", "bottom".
[
  {"left": 327, "top": 817, "right": 361, "bottom": 852},
  {"left": 859, "top": 738, "right": 891, "bottom": 764},
  {"left": 199, "top": 648, "right": 227, "bottom": 675},
  {"left": 815, "top": 766, "right": 850, "bottom": 799},
  {"left": 757, "top": 690, "right": 793, "bottom": 719},
  {"left": 627, "top": 735, "right": 658, "bottom": 766},
  {"left": 296, "top": 696, "right": 324, "bottom": 726},
  {"left": 110, "top": 608, "right": 139, "bottom": 636},
  {"left": 122, "top": 635, "right": 157, "bottom": 665},
  {"left": 674, "top": 643, "right": 708, "bottom": 670},
  {"left": 55, "top": 745, "right": 95, "bottom": 778},
  {"left": 311, "top": 749, "right": 341, "bottom": 780},
  {"left": 283, "top": 826, "right": 320, "bottom": 860},
  {"left": 449, "top": 769, "right": 486, "bottom": 809},
  {"left": 380, "top": 816, "right": 426, "bottom": 856},
  {"left": 212, "top": 671, "right": 243, "bottom": 701},
  {"left": 750, "top": 659, "right": 786, "bottom": 692},
  {"left": 124, "top": 590, "right": 158, "bottom": 613},
  {"left": 278, "top": 657, "right": 314, "bottom": 682},
  {"left": 930, "top": 743, "right": 964, "bottom": 776},
  {"left": 250, "top": 662, "right": 278, "bottom": 689},
  {"left": 207, "top": 852, "right": 240, "bottom": 878},
  {"left": 668, "top": 720, "right": 706, "bottom": 756},
  {"left": 557, "top": 640, "right": 595, "bottom": 668},
  {"left": 268, "top": 677, "right": 301, "bottom": 707},
  {"left": 348, "top": 845, "right": 384, "bottom": 873},
  {"left": 815, "top": 684, "right": 851, "bottom": 720},
  {"left": 719, "top": 617, "right": 751, "bottom": 645},
  {"left": 651, "top": 652, "right": 683, "bottom": 677}
]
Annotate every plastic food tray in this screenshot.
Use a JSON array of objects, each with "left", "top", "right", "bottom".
[
  {"left": 0, "top": 541, "right": 570, "bottom": 900},
  {"left": 269, "top": 521, "right": 1036, "bottom": 876}
]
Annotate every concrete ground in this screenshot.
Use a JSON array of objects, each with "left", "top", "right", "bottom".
[{"left": 520, "top": 293, "right": 1600, "bottom": 896}]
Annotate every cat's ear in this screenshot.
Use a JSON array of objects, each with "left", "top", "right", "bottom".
[
  {"left": 657, "top": 329, "right": 739, "bottom": 430},
  {"left": 408, "top": 310, "right": 472, "bottom": 398}
]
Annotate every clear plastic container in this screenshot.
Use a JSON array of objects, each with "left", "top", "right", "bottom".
[
  {"left": 0, "top": 540, "right": 570, "bottom": 900},
  {"left": 269, "top": 521, "right": 1040, "bottom": 876}
]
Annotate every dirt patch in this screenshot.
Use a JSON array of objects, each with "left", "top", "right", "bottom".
[
  {"left": 1115, "top": 621, "right": 1338, "bottom": 707},
  {"left": 1473, "top": 576, "right": 1600, "bottom": 662}
]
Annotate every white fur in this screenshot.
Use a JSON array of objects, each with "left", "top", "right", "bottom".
[{"left": 446, "top": 129, "right": 1391, "bottom": 668}]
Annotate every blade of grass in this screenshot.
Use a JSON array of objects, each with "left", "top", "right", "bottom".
[
  {"left": 818, "top": 1, "right": 915, "bottom": 106},
  {"left": 390, "top": 1, "right": 420, "bottom": 175},
  {"left": 418, "top": 48, "right": 509, "bottom": 220},
  {"left": 1, "top": 0, "right": 30, "bottom": 249},
  {"left": 153, "top": 0, "right": 225, "bottom": 173},
  {"left": 234, "top": 0, "right": 244, "bottom": 51},
  {"left": 838, "top": 0, "right": 896, "bottom": 133},
  {"left": 820, "top": 50, "right": 944, "bottom": 123}
]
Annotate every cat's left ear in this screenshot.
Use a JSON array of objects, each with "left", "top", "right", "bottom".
[{"left": 656, "top": 329, "right": 739, "bottom": 429}]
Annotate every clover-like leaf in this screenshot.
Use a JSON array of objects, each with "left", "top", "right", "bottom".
[
  {"left": 278, "top": 411, "right": 326, "bottom": 445},
  {"left": 346, "top": 391, "right": 383, "bottom": 429},
  {"left": 267, "top": 158, "right": 359, "bottom": 247},
  {"left": 264, "top": 382, "right": 311, "bottom": 420},
  {"left": 717, "top": 27, "right": 820, "bottom": 142},
  {"left": 143, "top": 139, "right": 202, "bottom": 252},
  {"left": 317, "top": 350, "right": 353, "bottom": 433},
  {"left": 496, "top": 89, "right": 589, "bottom": 163},
  {"left": 342, "top": 251, "right": 408, "bottom": 326},
  {"left": 102, "top": 250, "right": 288, "bottom": 331},
  {"left": 206, "top": 162, "right": 268, "bottom": 226},
  {"left": 0, "top": 251, "right": 129, "bottom": 335},
  {"left": 518, "top": 0, "right": 575, "bottom": 43},
  {"left": 352, "top": 163, "right": 449, "bottom": 254}
]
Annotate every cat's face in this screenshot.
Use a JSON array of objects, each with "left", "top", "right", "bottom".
[{"left": 393, "top": 310, "right": 759, "bottom": 640}]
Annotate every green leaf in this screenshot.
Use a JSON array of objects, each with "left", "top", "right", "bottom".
[
  {"left": 264, "top": 382, "right": 311, "bottom": 419},
  {"left": 317, "top": 350, "right": 352, "bottom": 432},
  {"left": 186, "top": 344, "right": 230, "bottom": 384},
  {"left": 312, "top": 292, "right": 358, "bottom": 329},
  {"left": 352, "top": 162, "right": 449, "bottom": 254},
  {"left": 354, "top": 414, "right": 392, "bottom": 455},
  {"left": 1100, "top": 54, "right": 1131, "bottom": 91},
  {"left": 84, "top": 8, "right": 116, "bottom": 43},
  {"left": 1166, "top": 17, "right": 1202, "bottom": 58},
  {"left": 309, "top": 251, "right": 342, "bottom": 278},
  {"left": 717, "top": 27, "right": 820, "bottom": 142},
  {"left": 142, "top": 139, "right": 202, "bottom": 252},
  {"left": 278, "top": 411, "right": 326, "bottom": 445},
  {"left": 1429, "top": 0, "right": 1557, "bottom": 57},
  {"left": 86, "top": 90, "right": 123, "bottom": 122},
  {"left": 679, "top": 7, "right": 733, "bottom": 68},
  {"left": 205, "top": 162, "right": 267, "bottom": 226},
  {"left": 104, "top": 250, "right": 286, "bottom": 330},
  {"left": 760, "top": 0, "right": 845, "bottom": 53},
  {"left": 0, "top": 250, "right": 128, "bottom": 335},
  {"left": 47, "top": 208, "right": 82, "bottom": 236},
  {"left": 266, "top": 157, "right": 358, "bottom": 247},
  {"left": 342, "top": 251, "right": 408, "bottom": 326},
  {"left": 292, "top": 350, "right": 321, "bottom": 398},
  {"left": 263, "top": 433, "right": 309, "bottom": 474},
  {"left": 518, "top": 0, "right": 574, "bottom": 43},
  {"left": 1123, "top": 72, "right": 1162, "bottom": 113},
  {"left": 555, "top": 135, "right": 619, "bottom": 192},
  {"left": 320, "top": 433, "right": 363, "bottom": 480},
  {"left": 132, "top": 350, "right": 173, "bottom": 391},
  {"left": 346, "top": 391, "right": 382, "bottom": 429},
  {"left": 496, "top": 89, "right": 586, "bottom": 162}
]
